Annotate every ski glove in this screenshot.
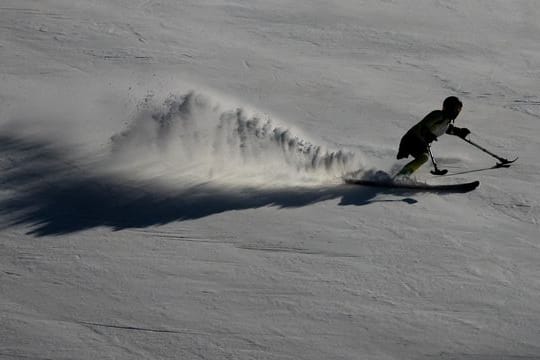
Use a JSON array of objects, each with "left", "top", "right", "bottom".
[
  {"left": 447, "top": 125, "right": 470, "bottom": 139},
  {"left": 455, "top": 127, "right": 470, "bottom": 139}
]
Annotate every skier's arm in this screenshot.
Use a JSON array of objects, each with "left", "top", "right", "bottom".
[
  {"left": 417, "top": 111, "right": 442, "bottom": 143},
  {"left": 420, "top": 126, "right": 438, "bottom": 142}
]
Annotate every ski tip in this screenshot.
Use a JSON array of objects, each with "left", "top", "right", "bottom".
[
  {"left": 497, "top": 157, "right": 518, "bottom": 167},
  {"left": 446, "top": 180, "right": 479, "bottom": 192},
  {"left": 467, "top": 180, "right": 480, "bottom": 191}
]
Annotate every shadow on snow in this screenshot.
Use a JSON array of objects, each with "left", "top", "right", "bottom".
[{"left": 0, "top": 135, "right": 418, "bottom": 236}]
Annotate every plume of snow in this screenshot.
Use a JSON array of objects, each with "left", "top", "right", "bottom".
[{"left": 110, "top": 92, "right": 363, "bottom": 186}]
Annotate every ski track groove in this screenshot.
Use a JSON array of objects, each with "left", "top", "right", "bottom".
[
  {"left": 127, "top": 229, "right": 235, "bottom": 244},
  {"left": 78, "top": 321, "right": 292, "bottom": 358},
  {"left": 79, "top": 321, "right": 204, "bottom": 335},
  {"left": 79, "top": 321, "right": 153, "bottom": 360},
  {"left": 237, "top": 244, "right": 361, "bottom": 259}
]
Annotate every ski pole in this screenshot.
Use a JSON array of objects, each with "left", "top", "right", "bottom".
[
  {"left": 428, "top": 146, "right": 448, "bottom": 175},
  {"left": 461, "top": 137, "right": 517, "bottom": 165}
]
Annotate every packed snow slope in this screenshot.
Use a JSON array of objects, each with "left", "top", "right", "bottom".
[{"left": 1, "top": 1, "right": 540, "bottom": 359}]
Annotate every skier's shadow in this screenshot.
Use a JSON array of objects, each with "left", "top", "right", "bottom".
[{"left": 0, "top": 135, "right": 417, "bottom": 236}]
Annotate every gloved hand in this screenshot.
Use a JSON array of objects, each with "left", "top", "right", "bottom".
[{"left": 456, "top": 127, "right": 470, "bottom": 139}]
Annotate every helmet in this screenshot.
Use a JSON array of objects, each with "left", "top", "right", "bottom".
[
  {"left": 443, "top": 96, "right": 462, "bottom": 111},
  {"left": 442, "top": 96, "right": 462, "bottom": 120}
]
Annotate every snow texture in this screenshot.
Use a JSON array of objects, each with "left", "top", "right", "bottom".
[{"left": 1, "top": 1, "right": 540, "bottom": 359}]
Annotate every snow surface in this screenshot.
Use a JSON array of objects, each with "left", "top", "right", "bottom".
[{"left": 1, "top": 1, "right": 540, "bottom": 359}]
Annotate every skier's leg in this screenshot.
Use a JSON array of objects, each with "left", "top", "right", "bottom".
[{"left": 396, "top": 152, "right": 428, "bottom": 176}]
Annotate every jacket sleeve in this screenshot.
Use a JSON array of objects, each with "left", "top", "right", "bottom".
[
  {"left": 418, "top": 111, "right": 442, "bottom": 143},
  {"left": 421, "top": 127, "right": 437, "bottom": 143}
]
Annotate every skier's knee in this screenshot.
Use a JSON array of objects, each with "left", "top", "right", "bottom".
[{"left": 417, "top": 153, "right": 428, "bottom": 164}]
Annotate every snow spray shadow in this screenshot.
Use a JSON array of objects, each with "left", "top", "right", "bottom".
[
  {"left": 0, "top": 135, "right": 389, "bottom": 236},
  {"left": 0, "top": 94, "right": 416, "bottom": 236}
]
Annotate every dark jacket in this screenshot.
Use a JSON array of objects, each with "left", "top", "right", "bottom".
[{"left": 397, "top": 110, "right": 462, "bottom": 159}]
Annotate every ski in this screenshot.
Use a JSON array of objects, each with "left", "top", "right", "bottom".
[
  {"left": 495, "top": 157, "right": 518, "bottom": 167},
  {"left": 344, "top": 178, "right": 480, "bottom": 193}
]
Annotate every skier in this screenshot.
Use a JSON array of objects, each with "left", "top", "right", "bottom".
[{"left": 396, "top": 96, "right": 470, "bottom": 176}]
